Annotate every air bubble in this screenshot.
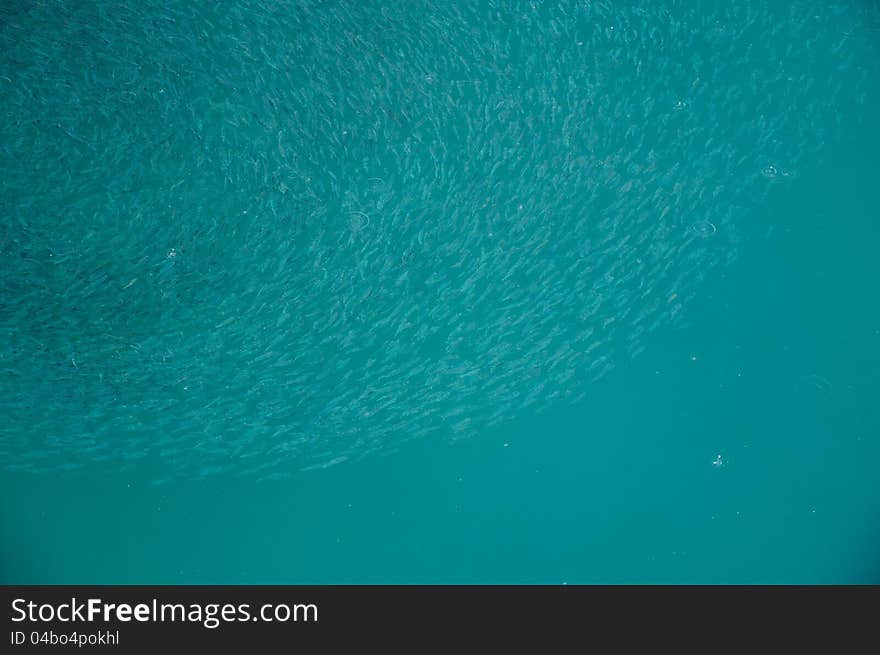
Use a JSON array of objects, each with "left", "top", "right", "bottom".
[{"left": 689, "top": 220, "right": 717, "bottom": 238}]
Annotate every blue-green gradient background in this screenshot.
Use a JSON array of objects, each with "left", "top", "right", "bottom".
[{"left": 2, "top": 1, "right": 879, "bottom": 583}]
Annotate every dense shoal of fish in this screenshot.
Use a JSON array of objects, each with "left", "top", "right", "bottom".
[{"left": 1, "top": 1, "right": 876, "bottom": 479}]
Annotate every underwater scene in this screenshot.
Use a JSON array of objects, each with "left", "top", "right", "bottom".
[{"left": 1, "top": 0, "right": 879, "bottom": 583}]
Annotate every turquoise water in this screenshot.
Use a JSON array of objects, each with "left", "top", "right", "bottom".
[{"left": 2, "top": 0, "right": 879, "bottom": 583}]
